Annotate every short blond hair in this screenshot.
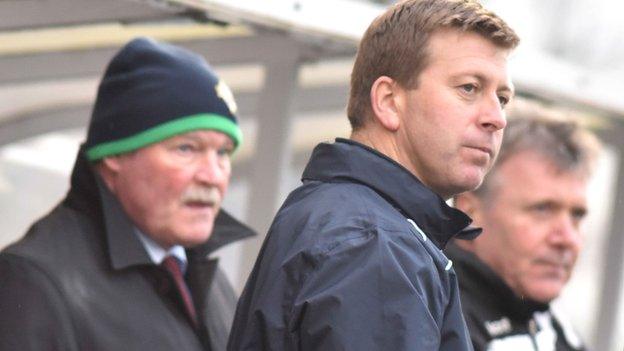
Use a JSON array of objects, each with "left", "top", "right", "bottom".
[{"left": 347, "top": 0, "right": 519, "bottom": 130}]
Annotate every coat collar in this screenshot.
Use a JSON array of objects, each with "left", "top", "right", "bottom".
[
  {"left": 302, "top": 138, "right": 480, "bottom": 249},
  {"left": 64, "top": 145, "right": 256, "bottom": 271},
  {"left": 446, "top": 243, "right": 549, "bottom": 319}
]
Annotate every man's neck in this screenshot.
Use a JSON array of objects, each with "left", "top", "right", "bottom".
[{"left": 351, "top": 127, "right": 425, "bottom": 188}]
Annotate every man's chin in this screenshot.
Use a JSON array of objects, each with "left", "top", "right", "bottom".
[
  {"left": 523, "top": 283, "right": 565, "bottom": 304},
  {"left": 180, "top": 236, "right": 212, "bottom": 248},
  {"left": 182, "top": 204, "right": 218, "bottom": 218},
  {"left": 175, "top": 226, "right": 214, "bottom": 248},
  {"left": 452, "top": 173, "right": 485, "bottom": 195}
]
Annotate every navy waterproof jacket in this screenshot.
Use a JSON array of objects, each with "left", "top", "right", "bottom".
[{"left": 228, "top": 139, "right": 480, "bottom": 351}]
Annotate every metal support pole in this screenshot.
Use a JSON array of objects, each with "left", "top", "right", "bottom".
[
  {"left": 593, "top": 124, "right": 624, "bottom": 351},
  {"left": 236, "top": 48, "right": 301, "bottom": 291}
]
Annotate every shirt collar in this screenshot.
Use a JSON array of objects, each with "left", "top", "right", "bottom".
[
  {"left": 302, "top": 138, "right": 480, "bottom": 249},
  {"left": 135, "top": 228, "right": 188, "bottom": 272}
]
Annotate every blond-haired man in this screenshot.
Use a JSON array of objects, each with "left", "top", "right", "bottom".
[{"left": 229, "top": 1, "right": 519, "bottom": 350}]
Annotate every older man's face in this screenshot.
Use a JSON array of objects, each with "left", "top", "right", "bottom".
[
  {"left": 466, "top": 151, "right": 588, "bottom": 303},
  {"left": 105, "top": 130, "right": 233, "bottom": 248}
]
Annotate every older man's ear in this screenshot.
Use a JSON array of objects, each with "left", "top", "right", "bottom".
[{"left": 93, "top": 156, "right": 123, "bottom": 193}]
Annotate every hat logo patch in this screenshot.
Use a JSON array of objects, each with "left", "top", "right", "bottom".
[{"left": 216, "top": 80, "right": 238, "bottom": 114}]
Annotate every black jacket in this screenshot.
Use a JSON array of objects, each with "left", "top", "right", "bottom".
[
  {"left": 445, "top": 243, "right": 586, "bottom": 351},
  {"left": 228, "top": 139, "right": 479, "bottom": 351},
  {"left": 0, "top": 148, "right": 255, "bottom": 351}
]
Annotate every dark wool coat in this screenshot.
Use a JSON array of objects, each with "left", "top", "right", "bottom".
[{"left": 0, "top": 148, "right": 254, "bottom": 351}]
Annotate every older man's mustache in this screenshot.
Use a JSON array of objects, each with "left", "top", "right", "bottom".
[
  {"left": 180, "top": 187, "right": 220, "bottom": 206},
  {"left": 534, "top": 250, "right": 576, "bottom": 270}
]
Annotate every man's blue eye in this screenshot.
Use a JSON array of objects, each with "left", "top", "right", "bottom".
[
  {"left": 571, "top": 209, "right": 587, "bottom": 220},
  {"left": 461, "top": 84, "right": 476, "bottom": 93},
  {"left": 217, "top": 148, "right": 233, "bottom": 157},
  {"left": 534, "top": 204, "right": 549, "bottom": 211},
  {"left": 498, "top": 95, "right": 510, "bottom": 107},
  {"left": 177, "top": 144, "right": 194, "bottom": 152},
  {"left": 530, "top": 203, "right": 556, "bottom": 216}
]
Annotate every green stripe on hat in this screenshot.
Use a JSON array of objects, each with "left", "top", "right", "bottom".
[{"left": 86, "top": 113, "right": 242, "bottom": 161}]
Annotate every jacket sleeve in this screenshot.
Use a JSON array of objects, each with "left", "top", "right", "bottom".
[
  {"left": 0, "top": 254, "right": 79, "bottom": 351},
  {"left": 288, "top": 229, "right": 444, "bottom": 351}
]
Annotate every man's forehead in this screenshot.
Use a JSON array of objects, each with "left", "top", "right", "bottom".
[
  {"left": 496, "top": 152, "right": 589, "bottom": 192},
  {"left": 423, "top": 30, "right": 511, "bottom": 81},
  {"left": 426, "top": 30, "right": 510, "bottom": 62},
  {"left": 164, "top": 129, "right": 233, "bottom": 144}
]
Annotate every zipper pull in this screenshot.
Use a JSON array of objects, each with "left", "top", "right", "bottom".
[{"left": 528, "top": 318, "right": 539, "bottom": 350}]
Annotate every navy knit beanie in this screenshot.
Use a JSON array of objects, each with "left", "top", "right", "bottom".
[{"left": 84, "top": 37, "right": 242, "bottom": 161}]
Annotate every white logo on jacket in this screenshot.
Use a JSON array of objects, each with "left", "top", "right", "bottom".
[
  {"left": 485, "top": 317, "right": 512, "bottom": 336},
  {"left": 486, "top": 312, "right": 559, "bottom": 351}
]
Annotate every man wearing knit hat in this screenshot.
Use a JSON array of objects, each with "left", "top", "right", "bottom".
[{"left": 0, "top": 37, "right": 253, "bottom": 351}]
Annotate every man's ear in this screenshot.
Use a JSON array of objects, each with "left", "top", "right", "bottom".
[
  {"left": 370, "top": 76, "right": 401, "bottom": 131},
  {"left": 95, "top": 156, "right": 125, "bottom": 192},
  {"left": 100, "top": 156, "right": 123, "bottom": 174}
]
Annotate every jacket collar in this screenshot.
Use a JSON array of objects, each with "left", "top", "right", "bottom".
[
  {"left": 64, "top": 145, "right": 256, "bottom": 271},
  {"left": 302, "top": 138, "right": 479, "bottom": 249},
  {"left": 446, "top": 243, "right": 549, "bottom": 320}
]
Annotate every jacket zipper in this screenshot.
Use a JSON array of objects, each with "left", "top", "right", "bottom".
[{"left": 528, "top": 318, "right": 539, "bottom": 350}]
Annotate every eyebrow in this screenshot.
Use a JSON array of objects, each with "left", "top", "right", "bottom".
[
  {"left": 498, "top": 83, "right": 514, "bottom": 97},
  {"left": 174, "top": 134, "right": 202, "bottom": 143},
  {"left": 175, "top": 133, "right": 234, "bottom": 149},
  {"left": 222, "top": 139, "right": 235, "bottom": 150},
  {"left": 470, "top": 73, "right": 514, "bottom": 94}
]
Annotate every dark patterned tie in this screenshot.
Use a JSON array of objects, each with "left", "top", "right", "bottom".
[{"left": 161, "top": 256, "right": 199, "bottom": 329}]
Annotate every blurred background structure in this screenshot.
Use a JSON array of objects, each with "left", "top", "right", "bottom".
[{"left": 0, "top": 0, "right": 622, "bottom": 349}]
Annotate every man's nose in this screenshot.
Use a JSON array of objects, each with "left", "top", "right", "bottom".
[
  {"left": 194, "top": 151, "right": 228, "bottom": 184},
  {"left": 549, "top": 213, "right": 582, "bottom": 249},
  {"left": 479, "top": 95, "right": 507, "bottom": 132}
]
